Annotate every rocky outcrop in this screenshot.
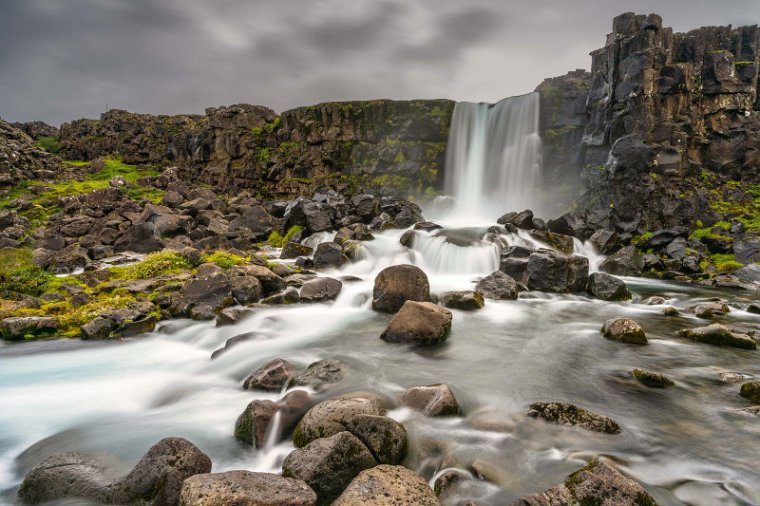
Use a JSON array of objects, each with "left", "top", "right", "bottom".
[{"left": 0, "top": 119, "right": 61, "bottom": 186}]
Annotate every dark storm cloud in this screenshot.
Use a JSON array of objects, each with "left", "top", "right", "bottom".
[{"left": 0, "top": 0, "right": 758, "bottom": 125}]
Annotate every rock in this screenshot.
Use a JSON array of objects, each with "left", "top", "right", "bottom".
[
  {"left": 475, "top": 270, "right": 518, "bottom": 300},
  {"left": 113, "top": 222, "right": 164, "bottom": 254},
  {"left": 399, "top": 230, "right": 416, "bottom": 248},
  {"left": 293, "top": 392, "right": 387, "bottom": 447},
  {"left": 233, "top": 265, "right": 287, "bottom": 295},
  {"left": 210, "top": 332, "right": 260, "bottom": 359},
  {"left": 281, "top": 242, "right": 313, "bottom": 259},
  {"left": 0, "top": 316, "right": 58, "bottom": 340},
  {"left": 632, "top": 368, "right": 675, "bottom": 388},
  {"left": 525, "top": 251, "right": 588, "bottom": 292},
  {"left": 262, "top": 287, "right": 301, "bottom": 305},
  {"left": 113, "top": 437, "right": 212, "bottom": 505},
  {"left": 511, "top": 460, "right": 656, "bottom": 506},
  {"left": 734, "top": 237, "right": 760, "bottom": 264},
  {"left": 234, "top": 400, "right": 279, "bottom": 448},
  {"left": 586, "top": 272, "right": 631, "bottom": 301},
  {"left": 527, "top": 402, "right": 621, "bottom": 434},
  {"left": 372, "top": 264, "right": 431, "bottom": 313},
  {"left": 601, "top": 318, "right": 647, "bottom": 344},
  {"left": 289, "top": 199, "right": 333, "bottom": 235},
  {"left": 343, "top": 415, "right": 407, "bottom": 465},
  {"left": 588, "top": 228, "right": 618, "bottom": 254},
  {"left": 16, "top": 452, "right": 117, "bottom": 504},
  {"left": 398, "top": 384, "right": 460, "bottom": 417},
  {"left": 677, "top": 324, "right": 756, "bottom": 350},
  {"left": 81, "top": 316, "right": 117, "bottom": 339},
  {"left": 290, "top": 359, "right": 347, "bottom": 392},
  {"left": 740, "top": 381, "right": 760, "bottom": 403},
  {"left": 282, "top": 431, "right": 377, "bottom": 506},
  {"left": 641, "top": 296, "right": 668, "bottom": 305},
  {"left": 440, "top": 291, "right": 484, "bottom": 310},
  {"left": 216, "top": 307, "right": 253, "bottom": 326},
  {"left": 299, "top": 277, "right": 342, "bottom": 302},
  {"left": 180, "top": 471, "right": 317, "bottom": 506},
  {"left": 243, "top": 358, "right": 296, "bottom": 391},
  {"left": 312, "top": 242, "right": 344, "bottom": 269},
  {"left": 687, "top": 302, "right": 730, "bottom": 319},
  {"left": 230, "top": 276, "right": 263, "bottom": 304},
  {"left": 380, "top": 301, "right": 452, "bottom": 345},
  {"left": 333, "top": 465, "right": 439, "bottom": 506},
  {"left": 499, "top": 209, "right": 534, "bottom": 229},
  {"left": 172, "top": 272, "right": 233, "bottom": 318},
  {"left": 600, "top": 245, "right": 643, "bottom": 277}
]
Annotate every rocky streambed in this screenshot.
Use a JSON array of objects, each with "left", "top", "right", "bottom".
[{"left": 1, "top": 214, "right": 760, "bottom": 506}]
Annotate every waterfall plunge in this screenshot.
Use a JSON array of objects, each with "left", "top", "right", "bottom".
[{"left": 443, "top": 93, "right": 542, "bottom": 223}]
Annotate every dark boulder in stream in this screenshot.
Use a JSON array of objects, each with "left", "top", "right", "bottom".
[
  {"left": 380, "top": 301, "right": 452, "bottom": 345},
  {"left": 586, "top": 272, "right": 631, "bottom": 301},
  {"left": 372, "top": 264, "right": 431, "bottom": 313},
  {"left": 527, "top": 402, "right": 621, "bottom": 434},
  {"left": 601, "top": 318, "right": 648, "bottom": 345},
  {"left": 243, "top": 358, "right": 297, "bottom": 391},
  {"left": 398, "top": 384, "right": 461, "bottom": 417},
  {"left": 475, "top": 270, "right": 519, "bottom": 300}
]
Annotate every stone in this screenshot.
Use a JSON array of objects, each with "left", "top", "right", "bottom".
[
  {"left": 600, "top": 246, "right": 643, "bottom": 277},
  {"left": 281, "top": 242, "right": 313, "bottom": 259},
  {"left": 180, "top": 471, "right": 317, "bottom": 506},
  {"left": 262, "top": 287, "right": 300, "bottom": 305},
  {"left": 282, "top": 431, "right": 377, "bottom": 506},
  {"left": 372, "top": 264, "right": 431, "bottom": 313},
  {"left": 677, "top": 324, "right": 756, "bottom": 350},
  {"left": 293, "top": 392, "right": 387, "bottom": 448},
  {"left": 16, "top": 452, "right": 118, "bottom": 504},
  {"left": 588, "top": 228, "right": 618, "bottom": 254},
  {"left": 232, "top": 265, "right": 287, "bottom": 295},
  {"left": 0, "top": 316, "right": 58, "bottom": 340},
  {"left": 601, "top": 318, "right": 647, "bottom": 344},
  {"left": 243, "top": 358, "right": 296, "bottom": 391},
  {"left": 290, "top": 359, "right": 347, "bottom": 392},
  {"left": 632, "top": 368, "right": 675, "bottom": 388},
  {"left": 234, "top": 400, "right": 279, "bottom": 448},
  {"left": 210, "top": 332, "right": 260, "bottom": 359},
  {"left": 313, "top": 242, "right": 344, "bottom": 269},
  {"left": 440, "top": 290, "right": 484, "bottom": 310},
  {"left": 525, "top": 251, "right": 588, "bottom": 292},
  {"left": 527, "top": 402, "right": 621, "bottom": 434},
  {"left": 740, "top": 381, "right": 760, "bottom": 403},
  {"left": 343, "top": 415, "right": 407, "bottom": 465},
  {"left": 475, "top": 271, "right": 518, "bottom": 300},
  {"left": 299, "top": 277, "right": 342, "bottom": 303},
  {"left": 230, "top": 275, "right": 263, "bottom": 304},
  {"left": 511, "top": 460, "right": 656, "bottom": 506},
  {"left": 216, "top": 307, "right": 253, "bottom": 326},
  {"left": 586, "top": 272, "right": 631, "bottom": 301},
  {"left": 398, "top": 384, "right": 460, "bottom": 417},
  {"left": 687, "top": 301, "right": 730, "bottom": 319},
  {"left": 113, "top": 222, "right": 164, "bottom": 254},
  {"left": 333, "top": 465, "right": 439, "bottom": 506},
  {"left": 81, "top": 316, "right": 117, "bottom": 340},
  {"left": 380, "top": 301, "right": 452, "bottom": 345},
  {"left": 172, "top": 272, "right": 233, "bottom": 318}
]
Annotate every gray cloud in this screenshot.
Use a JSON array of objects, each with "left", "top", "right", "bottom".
[{"left": 0, "top": 0, "right": 758, "bottom": 125}]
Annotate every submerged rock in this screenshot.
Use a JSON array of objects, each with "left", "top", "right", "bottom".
[
  {"left": 475, "top": 270, "right": 518, "bottom": 300},
  {"left": 398, "top": 384, "right": 461, "bottom": 417},
  {"left": 380, "top": 301, "right": 452, "bottom": 345},
  {"left": 333, "top": 465, "right": 439, "bottom": 506},
  {"left": 243, "top": 358, "right": 297, "bottom": 391},
  {"left": 290, "top": 359, "right": 347, "bottom": 392},
  {"left": 632, "top": 368, "right": 675, "bottom": 388},
  {"left": 372, "top": 264, "right": 431, "bottom": 313},
  {"left": 511, "top": 460, "right": 656, "bottom": 506},
  {"left": 601, "top": 318, "right": 647, "bottom": 344},
  {"left": 586, "top": 272, "right": 631, "bottom": 301},
  {"left": 527, "top": 402, "right": 621, "bottom": 434},
  {"left": 441, "top": 290, "right": 484, "bottom": 310},
  {"left": 293, "top": 392, "right": 387, "bottom": 448},
  {"left": 283, "top": 431, "right": 377, "bottom": 506},
  {"left": 180, "top": 470, "right": 317, "bottom": 506},
  {"left": 687, "top": 301, "right": 730, "bottom": 319},
  {"left": 740, "top": 381, "right": 760, "bottom": 403},
  {"left": 677, "top": 324, "right": 756, "bottom": 350}
]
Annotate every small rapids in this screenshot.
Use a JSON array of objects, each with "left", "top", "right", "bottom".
[{"left": 1, "top": 220, "right": 760, "bottom": 505}]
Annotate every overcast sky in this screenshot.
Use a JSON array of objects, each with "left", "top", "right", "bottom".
[{"left": 1, "top": 0, "right": 757, "bottom": 126}]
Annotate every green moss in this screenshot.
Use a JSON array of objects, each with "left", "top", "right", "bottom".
[
  {"left": 33, "top": 136, "right": 61, "bottom": 154},
  {"left": 545, "top": 125, "right": 579, "bottom": 138},
  {"left": 266, "top": 225, "right": 304, "bottom": 247},
  {"left": 63, "top": 160, "right": 91, "bottom": 167},
  {"left": 631, "top": 231, "right": 653, "bottom": 245},
  {"left": 0, "top": 248, "right": 54, "bottom": 297},
  {"left": 200, "top": 251, "right": 247, "bottom": 269},
  {"left": 110, "top": 251, "right": 193, "bottom": 281}
]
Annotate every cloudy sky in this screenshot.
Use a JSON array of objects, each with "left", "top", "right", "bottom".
[{"left": 1, "top": 0, "right": 757, "bottom": 125}]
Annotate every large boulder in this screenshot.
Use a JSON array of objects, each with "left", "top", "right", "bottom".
[
  {"left": 17, "top": 452, "right": 117, "bottom": 504},
  {"left": 171, "top": 271, "right": 233, "bottom": 319},
  {"left": 312, "top": 242, "right": 344, "bottom": 269},
  {"left": 230, "top": 275, "right": 263, "bottom": 304},
  {"left": 343, "top": 415, "right": 407, "bottom": 465},
  {"left": 243, "top": 358, "right": 297, "bottom": 391},
  {"left": 0, "top": 316, "right": 58, "bottom": 340},
  {"left": 299, "top": 277, "right": 343, "bottom": 303},
  {"left": 525, "top": 251, "right": 588, "bottom": 292},
  {"left": 397, "top": 384, "right": 460, "bottom": 417},
  {"left": 333, "top": 465, "right": 439, "bottom": 506},
  {"left": 372, "top": 265, "right": 431, "bottom": 313},
  {"left": 586, "top": 272, "right": 631, "bottom": 301},
  {"left": 601, "top": 318, "right": 647, "bottom": 344},
  {"left": 288, "top": 199, "right": 333, "bottom": 234},
  {"left": 113, "top": 222, "right": 164, "bottom": 254},
  {"left": 289, "top": 359, "right": 347, "bottom": 392},
  {"left": 527, "top": 402, "right": 621, "bottom": 434},
  {"left": 282, "top": 431, "right": 377, "bottom": 506},
  {"left": 180, "top": 471, "right": 317, "bottom": 506},
  {"left": 677, "top": 324, "right": 756, "bottom": 350},
  {"left": 475, "top": 271, "right": 518, "bottom": 300},
  {"left": 600, "top": 245, "right": 643, "bottom": 276},
  {"left": 293, "top": 393, "right": 387, "bottom": 448},
  {"left": 512, "top": 460, "right": 656, "bottom": 506},
  {"left": 380, "top": 301, "right": 452, "bottom": 345}
]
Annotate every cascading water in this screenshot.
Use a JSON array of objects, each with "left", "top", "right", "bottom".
[{"left": 443, "top": 93, "right": 542, "bottom": 223}]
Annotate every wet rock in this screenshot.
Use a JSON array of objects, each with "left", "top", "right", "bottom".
[
  {"left": 740, "top": 381, "right": 760, "bottom": 403},
  {"left": 399, "top": 230, "right": 416, "bottom": 248},
  {"left": 81, "top": 316, "right": 117, "bottom": 340},
  {"left": 289, "top": 199, "right": 333, "bottom": 235},
  {"left": 641, "top": 296, "right": 668, "bottom": 305},
  {"left": 233, "top": 264, "right": 287, "bottom": 295},
  {"left": 313, "top": 242, "right": 344, "bottom": 268},
  {"left": 601, "top": 318, "right": 647, "bottom": 344},
  {"left": 180, "top": 471, "right": 317, "bottom": 506},
  {"left": 262, "top": 287, "right": 301, "bottom": 305},
  {"left": 526, "top": 251, "right": 588, "bottom": 293},
  {"left": 372, "top": 264, "right": 431, "bottom": 313},
  {"left": 687, "top": 301, "right": 730, "bottom": 319},
  {"left": 414, "top": 221, "right": 442, "bottom": 232},
  {"left": 290, "top": 359, "right": 347, "bottom": 392},
  {"left": 234, "top": 399, "right": 279, "bottom": 448},
  {"left": 243, "top": 358, "right": 296, "bottom": 391},
  {"left": 216, "top": 307, "right": 253, "bottom": 326},
  {"left": 281, "top": 242, "right": 313, "bottom": 259},
  {"left": 475, "top": 270, "right": 518, "bottom": 300},
  {"left": 632, "top": 368, "right": 675, "bottom": 388},
  {"left": 586, "top": 272, "right": 631, "bottom": 301},
  {"left": 599, "top": 245, "right": 643, "bottom": 276},
  {"left": 210, "top": 332, "right": 260, "bottom": 359},
  {"left": 511, "top": 460, "right": 655, "bottom": 506},
  {"left": 398, "top": 384, "right": 460, "bottom": 417},
  {"left": 16, "top": 452, "right": 117, "bottom": 504},
  {"left": 433, "top": 469, "right": 468, "bottom": 498},
  {"left": 527, "top": 402, "right": 621, "bottom": 434},
  {"left": 299, "top": 277, "right": 342, "bottom": 303},
  {"left": 229, "top": 275, "right": 263, "bottom": 305},
  {"left": 677, "top": 324, "right": 756, "bottom": 350},
  {"left": 441, "top": 291, "right": 484, "bottom": 310},
  {"left": 293, "top": 392, "right": 387, "bottom": 447},
  {"left": 499, "top": 209, "right": 534, "bottom": 229},
  {"left": 588, "top": 228, "right": 618, "bottom": 254},
  {"left": 0, "top": 316, "right": 58, "bottom": 340},
  {"left": 283, "top": 431, "right": 377, "bottom": 506},
  {"left": 333, "top": 465, "right": 439, "bottom": 506},
  {"left": 662, "top": 307, "right": 679, "bottom": 316},
  {"left": 344, "top": 414, "right": 407, "bottom": 465},
  {"left": 380, "top": 301, "right": 452, "bottom": 345},
  {"left": 172, "top": 271, "right": 233, "bottom": 318}
]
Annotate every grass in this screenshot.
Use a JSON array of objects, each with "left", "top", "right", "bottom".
[
  {"left": 700, "top": 253, "right": 745, "bottom": 273},
  {"left": 200, "top": 251, "right": 247, "bottom": 269},
  {"left": 0, "top": 248, "right": 54, "bottom": 297},
  {"left": 33, "top": 136, "right": 61, "bottom": 154},
  {"left": 110, "top": 251, "right": 194, "bottom": 280}
]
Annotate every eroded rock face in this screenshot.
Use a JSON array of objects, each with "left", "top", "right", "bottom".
[
  {"left": 180, "top": 470, "right": 317, "bottom": 506},
  {"left": 333, "top": 465, "right": 439, "bottom": 506}
]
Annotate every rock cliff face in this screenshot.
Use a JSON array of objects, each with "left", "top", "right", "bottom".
[
  {"left": 0, "top": 119, "right": 60, "bottom": 186},
  {"left": 57, "top": 100, "right": 454, "bottom": 199},
  {"left": 539, "top": 13, "right": 760, "bottom": 239}
]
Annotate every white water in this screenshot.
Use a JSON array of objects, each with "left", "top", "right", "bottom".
[{"left": 443, "top": 93, "right": 542, "bottom": 223}]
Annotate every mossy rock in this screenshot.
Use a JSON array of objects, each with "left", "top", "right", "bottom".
[
  {"left": 632, "top": 368, "right": 675, "bottom": 388},
  {"left": 740, "top": 381, "right": 760, "bottom": 403}
]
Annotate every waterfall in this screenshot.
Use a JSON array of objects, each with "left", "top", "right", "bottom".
[{"left": 443, "top": 93, "right": 542, "bottom": 222}]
